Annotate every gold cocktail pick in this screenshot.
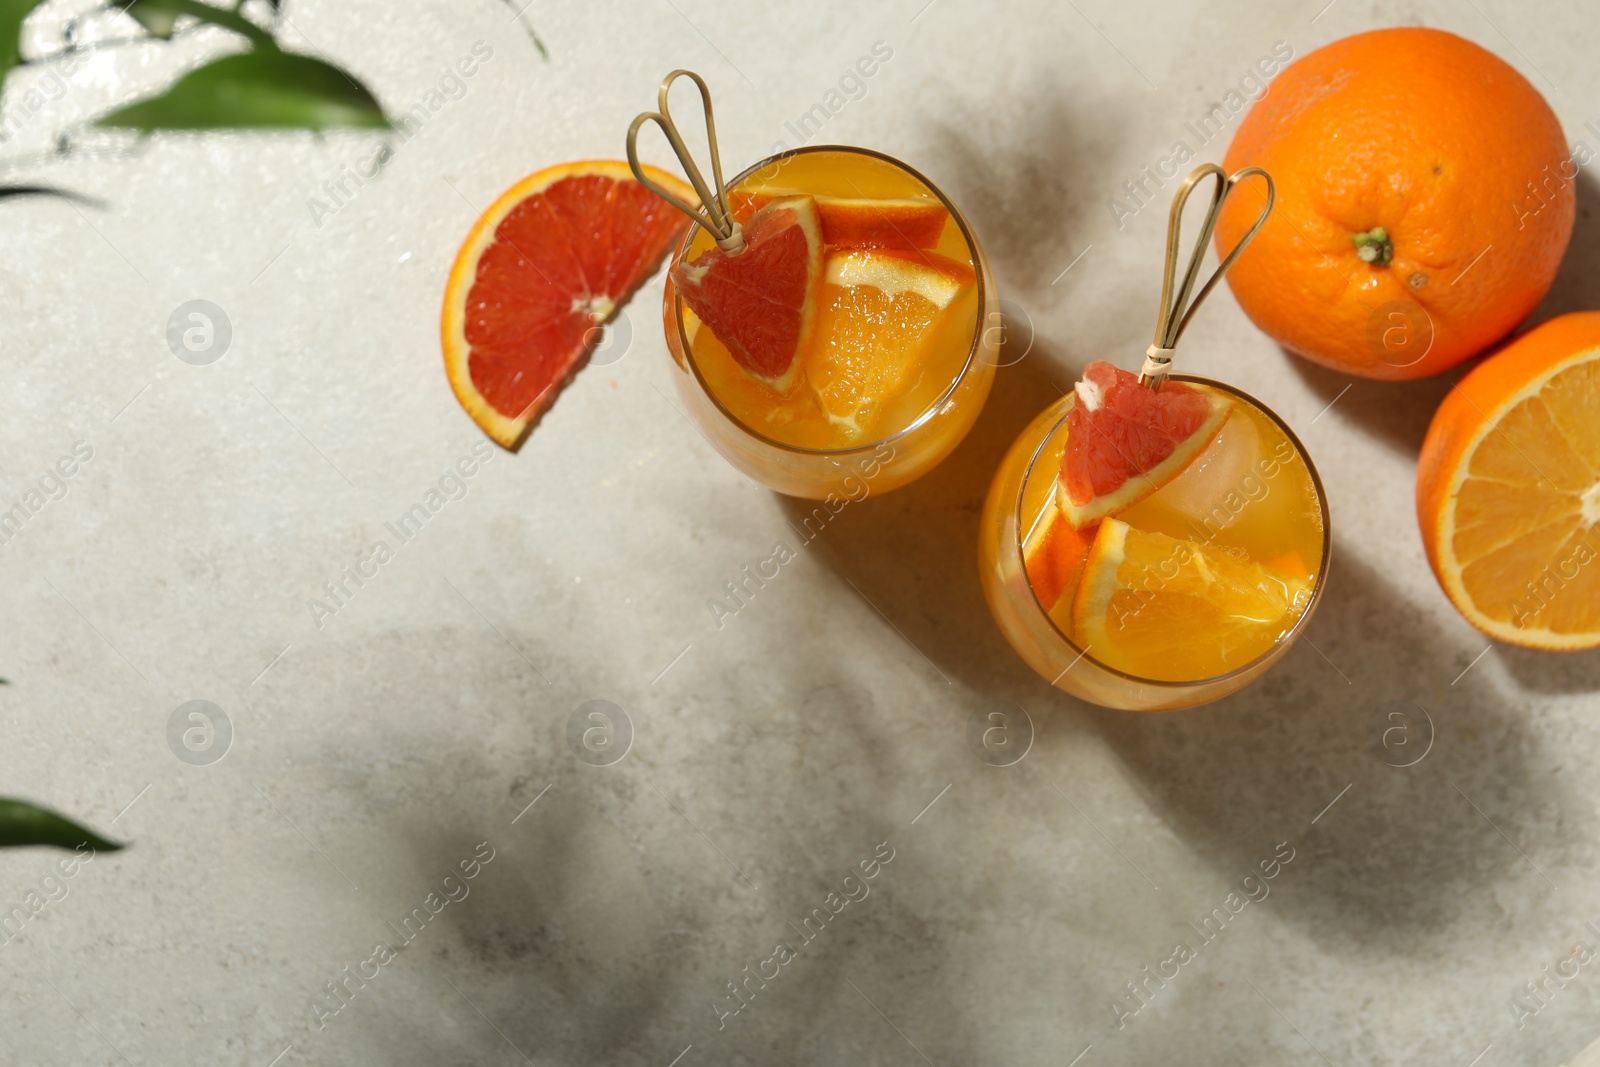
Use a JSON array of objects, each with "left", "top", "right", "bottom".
[
  {"left": 626, "top": 70, "right": 747, "bottom": 254},
  {"left": 1141, "top": 163, "right": 1275, "bottom": 389}
]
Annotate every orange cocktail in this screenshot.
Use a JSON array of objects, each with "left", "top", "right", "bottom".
[
  {"left": 661, "top": 146, "right": 998, "bottom": 498},
  {"left": 979, "top": 372, "right": 1329, "bottom": 711}
]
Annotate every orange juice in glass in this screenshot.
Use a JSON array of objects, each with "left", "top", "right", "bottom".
[
  {"left": 979, "top": 163, "right": 1329, "bottom": 711},
  {"left": 979, "top": 371, "right": 1330, "bottom": 711},
  {"left": 629, "top": 77, "right": 997, "bottom": 499}
]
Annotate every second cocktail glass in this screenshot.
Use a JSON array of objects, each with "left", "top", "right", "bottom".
[
  {"left": 978, "top": 163, "right": 1331, "bottom": 711},
  {"left": 979, "top": 377, "right": 1330, "bottom": 711}
]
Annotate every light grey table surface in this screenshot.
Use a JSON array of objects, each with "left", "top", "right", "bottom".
[{"left": 3, "top": 0, "right": 1599, "bottom": 1064}]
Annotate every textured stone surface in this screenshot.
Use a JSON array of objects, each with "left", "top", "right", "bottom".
[{"left": 1, "top": 1, "right": 1599, "bottom": 1064}]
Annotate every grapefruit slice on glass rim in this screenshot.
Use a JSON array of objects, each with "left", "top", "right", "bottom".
[
  {"left": 672, "top": 196, "right": 824, "bottom": 394},
  {"left": 441, "top": 160, "right": 694, "bottom": 448},
  {"left": 1058, "top": 361, "right": 1232, "bottom": 529}
]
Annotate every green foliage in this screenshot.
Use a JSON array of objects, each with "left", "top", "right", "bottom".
[
  {"left": 0, "top": 0, "right": 45, "bottom": 82},
  {"left": 1, "top": 0, "right": 388, "bottom": 135},
  {"left": 0, "top": 797, "right": 123, "bottom": 851},
  {"left": 100, "top": 50, "right": 387, "bottom": 130}
]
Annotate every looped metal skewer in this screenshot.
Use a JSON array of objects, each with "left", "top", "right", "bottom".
[
  {"left": 1140, "top": 163, "right": 1275, "bottom": 389},
  {"left": 626, "top": 70, "right": 746, "bottom": 254}
]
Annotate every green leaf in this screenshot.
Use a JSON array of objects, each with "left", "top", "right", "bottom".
[
  {"left": 0, "top": 798, "right": 124, "bottom": 851},
  {"left": 113, "top": 0, "right": 272, "bottom": 45},
  {"left": 0, "top": 0, "right": 50, "bottom": 85},
  {"left": 97, "top": 50, "right": 388, "bottom": 131}
]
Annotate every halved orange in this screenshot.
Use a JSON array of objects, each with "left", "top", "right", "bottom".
[
  {"left": 805, "top": 248, "right": 975, "bottom": 441},
  {"left": 673, "top": 196, "right": 824, "bottom": 393},
  {"left": 442, "top": 160, "right": 693, "bottom": 448},
  {"left": 1417, "top": 311, "right": 1600, "bottom": 649},
  {"left": 1072, "top": 518, "right": 1311, "bottom": 681},
  {"left": 728, "top": 187, "right": 947, "bottom": 250},
  {"left": 1058, "top": 362, "right": 1231, "bottom": 529}
]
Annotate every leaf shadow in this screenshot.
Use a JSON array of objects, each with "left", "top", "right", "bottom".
[{"left": 266, "top": 621, "right": 988, "bottom": 1066}]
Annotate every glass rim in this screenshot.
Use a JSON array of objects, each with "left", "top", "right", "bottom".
[
  {"left": 668, "top": 143, "right": 988, "bottom": 458},
  {"left": 1011, "top": 374, "right": 1334, "bottom": 692}
]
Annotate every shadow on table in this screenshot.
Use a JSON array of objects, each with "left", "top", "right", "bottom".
[
  {"left": 1495, "top": 642, "right": 1600, "bottom": 694},
  {"left": 1285, "top": 353, "right": 1460, "bottom": 458},
  {"left": 1529, "top": 169, "right": 1600, "bottom": 329},
  {"left": 775, "top": 340, "right": 1078, "bottom": 702},
  {"left": 916, "top": 70, "right": 1126, "bottom": 289},
  {"left": 783, "top": 346, "right": 1580, "bottom": 955},
  {"left": 1086, "top": 543, "right": 1579, "bottom": 949},
  {"left": 279, "top": 619, "right": 996, "bottom": 1067}
]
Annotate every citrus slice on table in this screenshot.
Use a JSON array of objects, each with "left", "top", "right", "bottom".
[
  {"left": 1059, "top": 361, "right": 1231, "bottom": 529},
  {"left": 1072, "top": 518, "right": 1311, "bottom": 681},
  {"left": 1417, "top": 311, "right": 1600, "bottom": 649},
  {"left": 441, "top": 160, "right": 693, "bottom": 448},
  {"left": 672, "top": 196, "right": 823, "bottom": 393},
  {"left": 729, "top": 187, "right": 948, "bottom": 250},
  {"left": 806, "top": 248, "right": 976, "bottom": 441},
  {"left": 1023, "top": 503, "right": 1096, "bottom": 611}
]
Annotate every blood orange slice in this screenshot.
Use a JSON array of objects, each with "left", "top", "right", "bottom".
[
  {"left": 442, "top": 160, "right": 693, "bottom": 448},
  {"left": 672, "top": 196, "right": 823, "bottom": 393},
  {"left": 1058, "top": 361, "right": 1231, "bottom": 529},
  {"left": 728, "top": 187, "right": 948, "bottom": 250}
]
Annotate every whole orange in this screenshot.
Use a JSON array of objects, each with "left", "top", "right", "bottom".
[
  {"left": 1416, "top": 312, "right": 1600, "bottom": 650},
  {"left": 1216, "top": 28, "right": 1574, "bottom": 380}
]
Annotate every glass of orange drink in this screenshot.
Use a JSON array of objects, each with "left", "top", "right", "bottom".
[
  {"left": 630, "top": 76, "right": 998, "bottom": 499},
  {"left": 978, "top": 164, "right": 1330, "bottom": 711}
]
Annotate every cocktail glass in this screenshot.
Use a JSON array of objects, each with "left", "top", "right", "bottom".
[
  {"left": 661, "top": 145, "right": 998, "bottom": 498},
  {"left": 629, "top": 73, "right": 999, "bottom": 500},
  {"left": 978, "top": 377, "right": 1330, "bottom": 711},
  {"left": 979, "top": 161, "right": 1328, "bottom": 711}
]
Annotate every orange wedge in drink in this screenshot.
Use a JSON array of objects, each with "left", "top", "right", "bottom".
[
  {"left": 1073, "top": 518, "right": 1311, "bottom": 681},
  {"left": 1417, "top": 311, "right": 1600, "bottom": 649},
  {"left": 1023, "top": 505, "right": 1095, "bottom": 611},
  {"left": 730, "top": 187, "right": 948, "bottom": 250},
  {"left": 806, "top": 248, "right": 975, "bottom": 441}
]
